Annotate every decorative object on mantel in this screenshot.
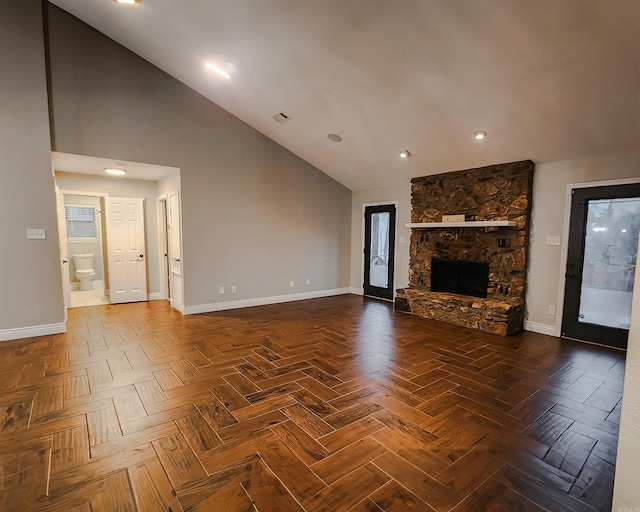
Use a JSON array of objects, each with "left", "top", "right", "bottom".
[
  {"left": 395, "top": 159, "right": 534, "bottom": 336},
  {"left": 442, "top": 214, "right": 465, "bottom": 222}
]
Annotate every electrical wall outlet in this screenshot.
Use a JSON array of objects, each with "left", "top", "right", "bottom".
[
  {"left": 289, "top": 280, "right": 295, "bottom": 288},
  {"left": 219, "top": 286, "right": 225, "bottom": 294},
  {"left": 546, "top": 236, "right": 561, "bottom": 246},
  {"left": 306, "top": 279, "right": 310, "bottom": 285},
  {"left": 27, "top": 228, "right": 46, "bottom": 239},
  {"left": 548, "top": 305, "right": 556, "bottom": 315},
  {"left": 231, "top": 286, "right": 237, "bottom": 293}
]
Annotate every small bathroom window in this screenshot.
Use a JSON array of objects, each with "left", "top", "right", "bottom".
[{"left": 65, "top": 205, "right": 97, "bottom": 239}]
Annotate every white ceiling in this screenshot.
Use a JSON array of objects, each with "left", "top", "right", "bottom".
[
  {"left": 49, "top": 0, "right": 640, "bottom": 191},
  {"left": 52, "top": 151, "right": 179, "bottom": 181}
]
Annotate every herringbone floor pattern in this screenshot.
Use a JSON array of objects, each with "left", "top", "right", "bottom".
[{"left": 0, "top": 296, "right": 624, "bottom": 511}]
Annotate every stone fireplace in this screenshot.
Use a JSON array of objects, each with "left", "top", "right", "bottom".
[{"left": 395, "top": 160, "right": 534, "bottom": 335}]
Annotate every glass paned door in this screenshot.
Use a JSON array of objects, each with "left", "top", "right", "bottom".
[
  {"left": 364, "top": 205, "right": 396, "bottom": 300},
  {"left": 369, "top": 212, "right": 390, "bottom": 288},
  {"left": 562, "top": 183, "right": 640, "bottom": 349},
  {"left": 578, "top": 198, "right": 640, "bottom": 329}
]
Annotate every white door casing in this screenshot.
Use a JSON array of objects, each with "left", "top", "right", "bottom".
[
  {"left": 107, "top": 197, "right": 147, "bottom": 304},
  {"left": 168, "top": 191, "right": 183, "bottom": 310},
  {"left": 55, "top": 185, "right": 71, "bottom": 312}
]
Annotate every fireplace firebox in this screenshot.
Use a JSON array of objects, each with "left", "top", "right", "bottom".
[{"left": 431, "top": 258, "right": 489, "bottom": 298}]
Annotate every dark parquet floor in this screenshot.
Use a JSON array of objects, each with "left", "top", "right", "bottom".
[{"left": 0, "top": 295, "right": 624, "bottom": 511}]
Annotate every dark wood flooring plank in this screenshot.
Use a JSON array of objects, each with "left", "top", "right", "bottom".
[
  {"left": 283, "top": 403, "right": 334, "bottom": 438},
  {"left": 0, "top": 400, "right": 32, "bottom": 434},
  {"left": 311, "top": 436, "right": 387, "bottom": 484},
  {"left": 0, "top": 297, "right": 625, "bottom": 512},
  {"left": 271, "top": 419, "right": 329, "bottom": 465},
  {"left": 86, "top": 406, "right": 122, "bottom": 446},
  {"left": 51, "top": 425, "right": 89, "bottom": 471},
  {"left": 370, "top": 479, "right": 436, "bottom": 512},
  {"left": 211, "top": 382, "right": 251, "bottom": 411},
  {"left": 152, "top": 432, "right": 207, "bottom": 491},
  {"left": 134, "top": 379, "right": 167, "bottom": 405},
  {"left": 195, "top": 395, "right": 237, "bottom": 430},
  {"left": 305, "top": 462, "right": 390, "bottom": 512},
  {"left": 32, "top": 387, "right": 64, "bottom": 417},
  {"left": 318, "top": 415, "right": 385, "bottom": 453},
  {"left": 242, "top": 457, "right": 305, "bottom": 511},
  {"left": 258, "top": 437, "right": 327, "bottom": 502},
  {"left": 176, "top": 411, "right": 223, "bottom": 454}
]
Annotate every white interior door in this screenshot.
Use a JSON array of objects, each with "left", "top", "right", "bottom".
[{"left": 107, "top": 197, "right": 147, "bottom": 304}]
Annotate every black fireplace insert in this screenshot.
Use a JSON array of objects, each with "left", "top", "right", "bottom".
[{"left": 431, "top": 258, "right": 489, "bottom": 298}]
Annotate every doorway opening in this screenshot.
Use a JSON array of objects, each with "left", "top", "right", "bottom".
[
  {"left": 60, "top": 192, "right": 109, "bottom": 308},
  {"left": 363, "top": 203, "right": 396, "bottom": 301},
  {"left": 52, "top": 151, "right": 182, "bottom": 314},
  {"left": 561, "top": 182, "right": 640, "bottom": 349}
]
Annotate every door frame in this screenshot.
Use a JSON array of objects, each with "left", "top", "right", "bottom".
[
  {"left": 361, "top": 201, "right": 398, "bottom": 300},
  {"left": 57, "top": 188, "right": 109, "bottom": 302},
  {"left": 555, "top": 177, "right": 640, "bottom": 338},
  {"left": 55, "top": 185, "right": 70, "bottom": 318},
  {"left": 157, "top": 194, "right": 170, "bottom": 300}
]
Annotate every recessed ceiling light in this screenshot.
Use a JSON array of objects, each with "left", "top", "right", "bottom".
[
  {"left": 474, "top": 130, "right": 487, "bottom": 140},
  {"left": 400, "top": 150, "right": 411, "bottom": 159},
  {"left": 205, "top": 62, "right": 231, "bottom": 80},
  {"left": 327, "top": 134, "right": 342, "bottom": 142},
  {"left": 105, "top": 168, "right": 126, "bottom": 176},
  {"left": 113, "top": 0, "right": 141, "bottom": 5}
]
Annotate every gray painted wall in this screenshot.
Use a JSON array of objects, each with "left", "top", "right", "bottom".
[
  {"left": 0, "top": 1, "right": 64, "bottom": 331},
  {"left": 47, "top": 5, "right": 352, "bottom": 309}
]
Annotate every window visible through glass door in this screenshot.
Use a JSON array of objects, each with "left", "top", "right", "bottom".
[{"left": 578, "top": 197, "right": 640, "bottom": 329}]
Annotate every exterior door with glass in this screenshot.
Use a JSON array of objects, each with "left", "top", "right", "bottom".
[
  {"left": 561, "top": 183, "right": 640, "bottom": 349},
  {"left": 363, "top": 204, "right": 396, "bottom": 300}
]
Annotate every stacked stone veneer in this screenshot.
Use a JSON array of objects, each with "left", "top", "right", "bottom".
[{"left": 395, "top": 160, "right": 534, "bottom": 335}]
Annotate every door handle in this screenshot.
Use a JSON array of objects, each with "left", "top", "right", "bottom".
[{"left": 139, "top": 254, "right": 144, "bottom": 259}]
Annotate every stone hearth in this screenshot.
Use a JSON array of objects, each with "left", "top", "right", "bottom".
[{"left": 395, "top": 160, "right": 534, "bottom": 335}]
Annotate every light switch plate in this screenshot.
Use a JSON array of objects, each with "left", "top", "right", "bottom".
[{"left": 27, "top": 229, "right": 46, "bottom": 239}]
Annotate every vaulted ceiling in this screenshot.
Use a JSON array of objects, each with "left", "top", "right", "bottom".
[{"left": 50, "top": 0, "right": 640, "bottom": 190}]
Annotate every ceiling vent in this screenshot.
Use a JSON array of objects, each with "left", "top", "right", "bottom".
[{"left": 272, "top": 112, "right": 291, "bottom": 124}]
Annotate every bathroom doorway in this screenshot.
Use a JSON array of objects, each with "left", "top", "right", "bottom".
[{"left": 60, "top": 191, "right": 109, "bottom": 308}]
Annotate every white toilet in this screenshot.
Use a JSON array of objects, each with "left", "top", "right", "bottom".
[{"left": 73, "top": 253, "right": 96, "bottom": 291}]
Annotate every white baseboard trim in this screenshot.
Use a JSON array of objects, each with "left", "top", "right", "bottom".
[
  {"left": 169, "top": 299, "right": 186, "bottom": 315},
  {"left": 0, "top": 321, "right": 67, "bottom": 342},
  {"left": 148, "top": 292, "right": 163, "bottom": 301},
  {"left": 349, "top": 287, "right": 364, "bottom": 295},
  {"left": 184, "top": 288, "right": 352, "bottom": 315},
  {"left": 524, "top": 321, "right": 558, "bottom": 337}
]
